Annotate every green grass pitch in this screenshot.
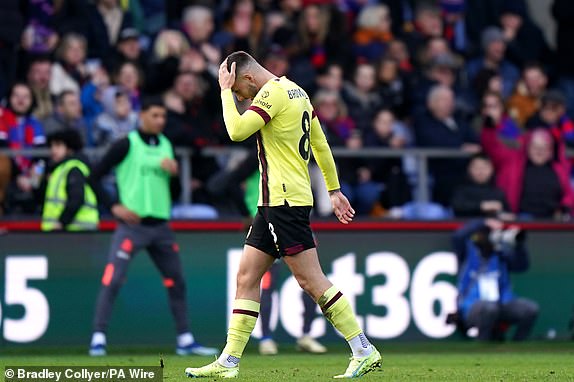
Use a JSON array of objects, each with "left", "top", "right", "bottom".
[{"left": 3, "top": 342, "right": 574, "bottom": 381}]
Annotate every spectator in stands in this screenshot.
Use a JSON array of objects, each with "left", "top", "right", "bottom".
[
  {"left": 162, "top": 71, "right": 222, "bottom": 207},
  {"left": 50, "top": 33, "right": 89, "bottom": 96},
  {"left": 145, "top": 28, "right": 191, "bottom": 95},
  {"left": 113, "top": 61, "right": 142, "bottom": 111},
  {"left": 314, "top": 90, "right": 356, "bottom": 147},
  {"left": 26, "top": 56, "right": 54, "bottom": 120},
  {"left": 466, "top": 26, "right": 520, "bottom": 99},
  {"left": 292, "top": 3, "right": 351, "bottom": 88},
  {"left": 469, "top": 68, "right": 504, "bottom": 111},
  {"left": 93, "top": 87, "right": 138, "bottom": 146},
  {"left": 507, "top": 63, "right": 548, "bottom": 127},
  {"left": 108, "top": 28, "right": 148, "bottom": 73},
  {"left": 525, "top": 90, "right": 574, "bottom": 148},
  {"left": 412, "top": 52, "right": 469, "bottom": 117},
  {"left": 352, "top": 4, "right": 393, "bottom": 63},
  {"left": 50, "top": 0, "right": 91, "bottom": 38},
  {"left": 440, "top": 0, "right": 467, "bottom": 54},
  {"left": 405, "top": 3, "right": 444, "bottom": 58},
  {"left": 0, "top": 82, "right": 46, "bottom": 213},
  {"left": 313, "top": 90, "right": 378, "bottom": 215},
  {"left": 0, "top": 0, "right": 25, "bottom": 99},
  {"left": 180, "top": 5, "right": 220, "bottom": 70},
  {"left": 152, "top": 29, "right": 190, "bottom": 62},
  {"left": 342, "top": 62, "right": 382, "bottom": 133},
  {"left": 85, "top": 0, "right": 133, "bottom": 58},
  {"left": 21, "top": 0, "right": 59, "bottom": 55},
  {"left": 482, "top": 124, "right": 574, "bottom": 219},
  {"left": 314, "top": 61, "right": 344, "bottom": 96},
  {"left": 387, "top": 39, "right": 414, "bottom": 74},
  {"left": 363, "top": 108, "right": 412, "bottom": 211},
  {"left": 42, "top": 90, "right": 89, "bottom": 146},
  {"left": 454, "top": 218, "right": 539, "bottom": 341},
  {"left": 376, "top": 57, "right": 410, "bottom": 118},
  {"left": 479, "top": 91, "right": 521, "bottom": 142},
  {"left": 553, "top": 0, "right": 574, "bottom": 117},
  {"left": 499, "top": 0, "right": 552, "bottom": 69},
  {"left": 451, "top": 153, "right": 510, "bottom": 218},
  {"left": 213, "top": 0, "right": 263, "bottom": 59},
  {"left": 417, "top": 37, "right": 453, "bottom": 69},
  {"left": 41, "top": 129, "right": 98, "bottom": 231},
  {"left": 414, "top": 85, "right": 480, "bottom": 206},
  {"left": 80, "top": 63, "right": 110, "bottom": 140}
]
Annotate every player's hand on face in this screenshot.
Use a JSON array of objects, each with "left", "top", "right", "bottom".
[
  {"left": 112, "top": 204, "right": 141, "bottom": 225},
  {"left": 218, "top": 59, "right": 236, "bottom": 90},
  {"left": 160, "top": 158, "right": 179, "bottom": 175},
  {"left": 330, "top": 190, "right": 355, "bottom": 224}
]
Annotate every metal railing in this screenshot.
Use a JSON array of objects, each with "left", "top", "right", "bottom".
[{"left": 2, "top": 147, "right": 573, "bottom": 206}]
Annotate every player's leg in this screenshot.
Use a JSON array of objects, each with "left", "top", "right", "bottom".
[
  {"left": 90, "top": 223, "right": 146, "bottom": 355},
  {"left": 284, "top": 249, "right": 381, "bottom": 378},
  {"left": 146, "top": 223, "right": 217, "bottom": 356},
  {"left": 185, "top": 210, "right": 276, "bottom": 378},
  {"left": 220, "top": 244, "right": 275, "bottom": 359},
  {"left": 259, "top": 261, "right": 280, "bottom": 355},
  {"left": 266, "top": 205, "right": 380, "bottom": 377},
  {"left": 296, "top": 290, "right": 327, "bottom": 353}
]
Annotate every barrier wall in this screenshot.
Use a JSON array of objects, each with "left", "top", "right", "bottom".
[{"left": 0, "top": 222, "right": 573, "bottom": 346}]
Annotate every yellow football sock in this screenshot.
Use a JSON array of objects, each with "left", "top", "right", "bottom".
[
  {"left": 222, "top": 299, "right": 260, "bottom": 358},
  {"left": 318, "top": 286, "right": 362, "bottom": 341}
]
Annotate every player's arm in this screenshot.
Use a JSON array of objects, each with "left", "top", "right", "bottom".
[
  {"left": 310, "top": 114, "right": 340, "bottom": 192},
  {"left": 221, "top": 89, "right": 266, "bottom": 141},
  {"left": 310, "top": 114, "right": 355, "bottom": 223}
]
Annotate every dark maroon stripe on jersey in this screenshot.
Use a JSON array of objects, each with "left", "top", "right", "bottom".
[
  {"left": 321, "top": 291, "right": 343, "bottom": 312},
  {"left": 256, "top": 131, "right": 270, "bottom": 205},
  {"left": 249, "top": 105, "right": 271, "bottom": 124},
  {"left": 284, "top": 243, "right": 305, "bottom": 255},
  {"left": 233, "top": 309, "right": 259, "bottom": 318}
]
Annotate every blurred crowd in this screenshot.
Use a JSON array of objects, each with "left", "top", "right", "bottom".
[{"left": 1, "top": 0, "right": 573, "bottom": 220}]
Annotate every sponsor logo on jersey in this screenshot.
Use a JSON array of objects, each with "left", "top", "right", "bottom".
[{"left": 254, "top": 99, "right": 272, "bottom": 109}]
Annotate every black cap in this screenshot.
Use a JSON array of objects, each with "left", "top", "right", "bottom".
[
  {"left": 541, "top": 89, "right": 567, "bottom": 107},
  {"left": 429, "top": 53, "right": 459, "bottom": 70},
  {"left": 118, "top": 28, "right": 140, "bottom": 42}
]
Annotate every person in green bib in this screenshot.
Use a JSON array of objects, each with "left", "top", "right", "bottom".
[
  {"left": 88, "top": 96, "right": 217, "bottom": 357},
  {"left": 42, "top": 129, "right": 99, "bottom": 231}
]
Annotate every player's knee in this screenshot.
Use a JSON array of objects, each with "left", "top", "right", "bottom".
[{"left": 236, "top": 269, "right": 260, "bottom": 290}]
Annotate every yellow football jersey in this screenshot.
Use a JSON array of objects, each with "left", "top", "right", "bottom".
[{"left": 221, "top": 76, "right": 340, "bottom": 207}]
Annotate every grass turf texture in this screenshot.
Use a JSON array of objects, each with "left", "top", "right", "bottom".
[{"left": 3, "top": 342, "right": 573, "bottom": 381}]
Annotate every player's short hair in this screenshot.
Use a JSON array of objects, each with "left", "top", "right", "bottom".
[
  {"left": 141, "top": 95, "right": 165, "bottom": 111},
  {"left": 226, "top": 51, "right": 257, "bottom": 76}
]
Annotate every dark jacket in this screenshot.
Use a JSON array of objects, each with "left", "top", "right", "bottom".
[
  {"left": 0, "top": 0, "right": 25, "bottom": 44},
  {"left": 85, "top": 3, "right": 133, "bottom": 59},
  {"left": 505, "top": 21, "right": 553, "bottom": 69},
  {"left": 452, "top": 181, "right": 509, "bottom": 217},
  {"left": 552, "top": 0, "right": 574, "bottom": 77}
]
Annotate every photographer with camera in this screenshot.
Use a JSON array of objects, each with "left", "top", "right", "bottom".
[{"left": 453, "top": 219, "right": 539, "bottom": 341}]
